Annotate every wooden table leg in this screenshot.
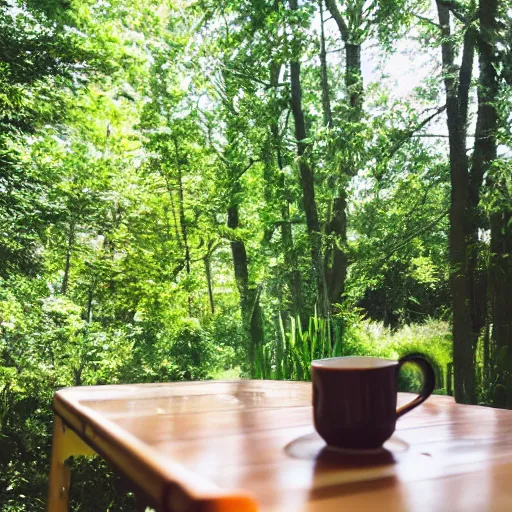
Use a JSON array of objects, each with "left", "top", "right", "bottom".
[{"left": 47, "top": 414, "right": 95, "bottom": 512}]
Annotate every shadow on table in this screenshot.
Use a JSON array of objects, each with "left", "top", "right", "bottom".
[
  {"left": 285, "top": 431, "right": 408, "bottom": 463},
  {"left": 285, "top": 432, "right": 408, "bottom": 505}
]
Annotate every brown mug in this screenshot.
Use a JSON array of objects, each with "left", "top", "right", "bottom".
[{"left": 311, "top": 355, "right": 435, "bottom": 450}]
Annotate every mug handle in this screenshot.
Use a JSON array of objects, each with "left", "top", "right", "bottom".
[{"left": 396, "top": 354, "right": 436, "bottom": 418}]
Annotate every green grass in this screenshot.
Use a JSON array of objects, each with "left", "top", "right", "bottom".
[
  {"left": 350, "top": 320, "right": 452, "bottom": 392},
  {"left": 211, "top": 367, "right": 242, "bottom": 380},
  {"left": 255, "top": 315, "right": 452, "bottom": 393}
]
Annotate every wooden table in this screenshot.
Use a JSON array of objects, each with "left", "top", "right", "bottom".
[{"left": 48, "top": 380, "right": 512, "bottom": 512}]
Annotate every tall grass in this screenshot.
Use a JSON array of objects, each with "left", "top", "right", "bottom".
[
  {"left": 254, "top": 313, "right": 452, "bottom": 393},
  {"left": 254, "top": 309, "right": 339, "bottom": 380}
]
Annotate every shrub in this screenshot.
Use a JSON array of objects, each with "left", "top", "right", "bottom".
[{"left": 259, "top": 312, "right": 451, "bottom": 394}]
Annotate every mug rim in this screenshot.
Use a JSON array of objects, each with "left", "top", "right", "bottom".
[{"left": 311, "top": 356, "right": 398, "bottom": 370}]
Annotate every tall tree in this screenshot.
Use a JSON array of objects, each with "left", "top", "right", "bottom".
[
  {"left": 323, "top": 0, "right": 361, "bottom": 308},
  {"left": 289, "top": 0, "right": 328, "bottom": 315},
  {"left": 265, "top": 62, "right": 304, "bottom": 320},
  {"left": 483, "top": 0, "right": 512, "bottom": 407},
  {"left": 435, "top": 0, "right": 478, "bottom": 403},
  {"left": 318, "top": 0, "right": 333, "bottom": 128},
  {"left": 0, "top": 0, "right": 92, "bottom": 278}
]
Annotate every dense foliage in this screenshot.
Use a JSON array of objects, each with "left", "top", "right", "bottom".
[{"left": 0, "top": 0, "right": 510, "bottom": 510}]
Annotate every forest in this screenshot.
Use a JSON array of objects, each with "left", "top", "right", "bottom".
[{"left": 1, "top": 0, "right": 511, "bottom": 509}]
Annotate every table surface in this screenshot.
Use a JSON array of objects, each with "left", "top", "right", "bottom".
[{"left": 53, "top": 380, "right": 512, "bottom": 511}]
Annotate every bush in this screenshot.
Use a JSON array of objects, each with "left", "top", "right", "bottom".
[
  {"left": 1, "top": 290, "right": 451, "bottom": 511},
  {"left": 262, "top": 312, "right": 452, "bottom": 393},
  {"left": 342, "top": 319, "right": 452, "bottom": 393},
  {"left": 168, "top": 318, "right": 216, "bottom": 380}
]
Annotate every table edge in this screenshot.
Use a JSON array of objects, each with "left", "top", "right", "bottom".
[{"left": 53, "top": 390, "right": 259, "bottom": 511}]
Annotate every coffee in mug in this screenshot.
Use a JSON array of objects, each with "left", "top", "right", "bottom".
[{"left": 311, "top": 354, "right": 435, "bottom": 450}]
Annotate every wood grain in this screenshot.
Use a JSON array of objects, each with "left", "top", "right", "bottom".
[{"left": 53, "top": 380, "right": 512, "bottom": 511}]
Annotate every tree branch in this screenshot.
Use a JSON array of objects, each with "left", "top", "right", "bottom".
[
  {"left": 324, "top": 0, "right": 349, "bottom": 42},
  {"left": 387, "top": 105, "right": 447, "bottom": 159},
  {"left": 436, "top": 0, "right": 461, "bottom": 127},
  {"left": 223, "top": 66, "right": 287, "bottom": 89},
  {"left": 262, "top": 218, "right": 303, "bottom": 245},
  {"left": 385, "top": 210, "right": 449, "bottom": 261},
  {"left": 362, "top": 0, "right": 379, "bottom": 20},
  {"left": 412, "top": 13, "right": 441, "bottom": 28},
  {"left": 404, "top": 180, "right": 441, "bottom": 222},
  {"left": 412, "top": 134, "right": 450, "bottom": 138},
  {"left": 229, "top": 158, "right": 260, "bottom": 188},
  {"left": 438, "top": 0, "right": 468, "bottom": 24},
  {"left": 280, "top": 108, "right": 292, "bottom": 140},
  {"left": 458, "top": 27, "right": 476, "bottom": 124}
]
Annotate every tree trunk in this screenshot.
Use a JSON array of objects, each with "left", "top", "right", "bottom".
[
  {"left": 204, "top": 254, "right": 215, "bottom": 314},
  {"left": 467, "top": 0, "right": 498, "bottom": 363},
  {"left": 265, "top": 122, "right": 303, "bottom": 319},
  {"left": 174, "top": 138, "right": 192, "bottom": 315},
  {"left": 86, "top": 286, "right": 93, "bottom": 323},
  {"left": 280, "top": 198, "right": 303, "bottom": 318},
  {"left": 228, "top": 203, "right": 249, "bottom": 298},
  {"left": 345, "top": 43, "right": 363, "bottom": 115},
  {"left": 169, "top": 190, "right": 181, "bottom": 246},
  {"left": 490, "top": 210, "right": 512, "bottom": 407},
  {"left": 325, "top": 194, "right": 348, "bottom": 304},
  {"left": 319, "top": 0, "right": 332, "bottom": 128},
  {"left": 475, "top": 0, "right": 512, "bottom": 407},
  {"left": 268, "top": 61, "right": 303, "bottom": 319},
  {"left": 161, "top": 167, "right": 182, "bottom": 246},
  {"left": 322, "top": 1, "right": 363, "bottom": 309},
  {"left": 60, "top": 221, "right": 74, "bottom": 295},
  {"left": 289, "top": 0, "right": 327, "bottom": 316},
  {"left": 219, "top": 65, "right": 265, "bottom": 377},
  {"left": 483, "top": 320, "right": 490, "bottom": 387},
  {"left": 250, "top": 285, "right": 265, "bottom": 377},
  {"left": 227, "top": 200, "right": 263, "bottom": 376},
  {"left": 436, "top": 1, "right": 476, "bottom": 404}
]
